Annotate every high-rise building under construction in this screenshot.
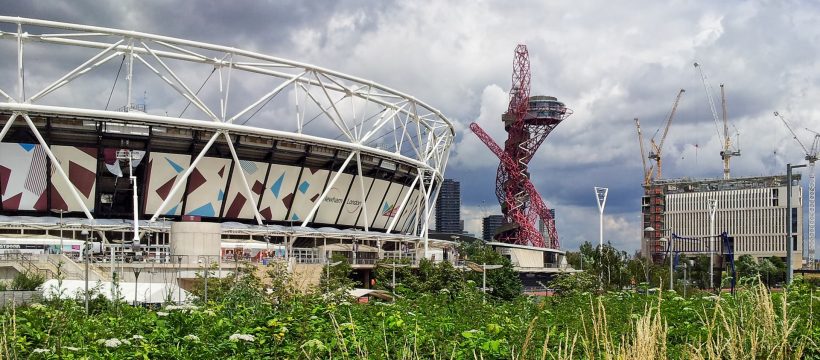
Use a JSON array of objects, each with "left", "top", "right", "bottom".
[{"left": 641, "top": 175, "right": 803, "bottom": 269}]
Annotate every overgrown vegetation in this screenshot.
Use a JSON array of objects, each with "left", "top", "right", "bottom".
[{"left": 0, "top": 243, "right": 817, "bottom": 359}]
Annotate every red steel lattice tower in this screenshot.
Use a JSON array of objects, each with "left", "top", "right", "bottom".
[{"left": 470, "top": 44, "right": 571, "bottom": 248}]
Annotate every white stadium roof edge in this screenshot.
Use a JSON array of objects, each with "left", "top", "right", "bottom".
[{"left": 0, "top": 17, "right": 455, "bottom": 249}]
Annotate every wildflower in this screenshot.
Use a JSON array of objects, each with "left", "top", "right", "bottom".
[
  {"left": 672, "top": 296, "right": 685, "bottom": 301},
  {"left": 156, "top": 311, "right": 169, "bottom": 317},
  {"left": 104, "top": 338, "right": 122, "bottom": 348},
  {"left": 183, "top": 334, "right": 200, "bottom": 342},
  {"left": 165, "top": 304, "right": 199, "bottom": 311},
  {"left": 301, "top": 339, "right": 327, "bottom": 352},
  {"left": 131, "top": 335, "right": 144, "bottom": 341},
  {"left": 64, "top": 346, "right": 80, "bottom": 351},
  {"left": 229, "top": 333, "right": 255, "bottom": 342},
  {"left": 29, "top": 303, "right": 46, "bottom": 310},
  {"left": 32, "top": 348, "right": 50, "bottom": 354}
]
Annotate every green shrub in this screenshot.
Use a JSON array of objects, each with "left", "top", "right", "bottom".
[{"left": 11, "top": 270, "right": 45, "bottom": 290}]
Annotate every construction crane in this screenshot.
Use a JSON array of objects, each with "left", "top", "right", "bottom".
[
  {"left": 648, "top": 89, "right": 685, "bottom": 180},
  {"left": 469, "top": 44, "right": 571, "bottom": 248},
  {"left": 694, "top": 62, "right": 740, "bottom": 179},
  {"left": 635, "top": 117, "right": 653, "bottom": 187},
  {"left": 774, "top": 111, "right": 820, "bottom": 267}
]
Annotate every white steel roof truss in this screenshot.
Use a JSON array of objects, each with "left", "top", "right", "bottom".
[
  {"left": 228, "top": 70, "right": 307, "bottom": 123},
  {"left": 299, "top": 83, "right": 353, "bottom": 141},
  {"left": 313, "top": 71, "right": 355, "bottom": 141},
  {"left": 139, "top": 41, "right": 220, "bottom": 122},
  {"left": 28, "top": 39, "right": 124, "bottom": 103}
]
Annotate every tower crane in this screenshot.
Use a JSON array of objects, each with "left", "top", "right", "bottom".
[
  {"left": 648, "top": 89, "right": 685, "bottom": 180},
  {"left": 635, "top": 117, "right": 653, "bottom": 187},
  {"left": 694, "top": 62, "right": 740, "bottom": 179},
  {"left": 774, "top": 111, "right": 820, "bottom": 267}
]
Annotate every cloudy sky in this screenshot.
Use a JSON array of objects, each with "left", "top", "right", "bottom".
[{"left": 3, "top": 0, "right": 820, "bottom": 252}]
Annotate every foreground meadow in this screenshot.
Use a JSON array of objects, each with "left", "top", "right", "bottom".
[{"left": 1, "top": 259, "right": 818, "bottom": 360}]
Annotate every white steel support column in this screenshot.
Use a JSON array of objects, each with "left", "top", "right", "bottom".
[
  {"left": 301, "top": 151, "right": 356, "bottom": 227},
  {"left": 386, "top": 173, "right": 420, "bottom": 233},
  {"left": 222, "top": 132, "right": 264, "bottom": 225},
  {"left": 0, "top": 113, "right": 19, "bottom": 142},
  {"left": 21, "top": 113, "right": 94, "bottom": 220},
  {"left": 150, "top": 131, "right": 221, "bottom": 221},
  {"left": 355, "top": 152, "right": 369, "bottom": 232}
]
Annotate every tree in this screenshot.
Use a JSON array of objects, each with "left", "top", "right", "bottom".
[
  {"left": 548, "top": 272, "right": 599, "bottom": 296},
  {"left": 734, "top": 254, "right": 759, "bottom": 280},
  {"left": 319, "top": 253, "right": 355, "bottom": 293},
  {"left": 460, "top": 242, "right": 522, "bottom": 300}
]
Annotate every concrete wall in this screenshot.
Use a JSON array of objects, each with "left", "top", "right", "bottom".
[
  {"left": 170, "top": 222, "right": 221, "bottom": 264},
  {"left": 0, "top": 291, "right": 40, "bottom": 306}
]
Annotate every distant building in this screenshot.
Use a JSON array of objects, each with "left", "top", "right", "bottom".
[
  {"left": 642, "top": 175, "right": 802, "bottom": 268},
  {"left": 483, "top": 215, "right": 505, "bottom": 241},
  {"left": 435, "top": 179, "right": 462, "bottom": 233}
]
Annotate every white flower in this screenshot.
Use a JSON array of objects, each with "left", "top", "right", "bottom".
[
  {"left": 131, "top": 335, "right": 144, "bottom": 341},
  {"left": 183, "top": 334, "right": 200, "bottom": 342},
  {"left": 104, "top": 338, "right": 122, "bottom": 348},
  {"left": 29, "top": 303, "right": 46, "bottom": 310},
  {"left": 229, "top": 333, "right": 255, "bottom": 342},
  {"left": 64, "top": 346, "right": 80, "bottom": 351},
  {"left": 32, "top": 348, "right": 50, "bottom": 354},
  {"left": 156, "top": 311, "right": 169, "bottom": 317},
  {"left": 165, "top": 304, "right": 199, "bottom": 311}
]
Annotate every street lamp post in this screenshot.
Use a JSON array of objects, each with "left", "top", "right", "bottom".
[
  {"left": 666, "top": 237, "right": 674, "bottom": 291},
  {"left": 595, "top": 187, "right": 608, "bottom": 289},
  {"left": 133, "top": 268, "right": 141, "bottom": 306},
  {"left": 466, "top": 262, "right": 502, "bottom": 303},
  {"left": 707, "top": 199, "right": 718, "bottom": 290},
  {"left": 117, "top": 150, "right": 143, "bottom": 247},
  {"left": 52, "top": 209, "right": 68, "bottom": 254},
  {"left": 787, "top": 163, "right": 806, "bottom": 285},
  {"left": 324, "top": 259, "right": 342, "bottom": 294},
  {"left": 84, "top": 229, "right": 93, "bottom": 314},
  {"left": 381, "top": 262, "right": 409, "bottom": 301}
]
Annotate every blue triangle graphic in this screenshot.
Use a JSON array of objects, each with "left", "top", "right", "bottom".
[
  {"left": 19, "top": 143, "right": 35, "bottom": 152},
  {"left": 165, "top": 158, "right": 184, "bottom": 173},
  {"left": 382, "top": 202, "right": 391, "bottom": 212},
  {"left": 188, "top": 203, "right": 215, "bottom": 217},
  {"left": 217, "top": 190, "right": 225, "bottom": 201},
  {"left": 298, "top": 181, "right": 310, "bottom": 194},
  {"left": 270, "top": 173, "right": 284, "bottom": 198},
  {"left": 165, "top": 205, "right": 179, "bottom": 215},
  {"left": 291, "top": 213, "right": 300, "bottom": 221}
]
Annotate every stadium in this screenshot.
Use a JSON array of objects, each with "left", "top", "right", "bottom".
[{"left": 0, "top": 17, "right": 458, "bottom": 287}]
